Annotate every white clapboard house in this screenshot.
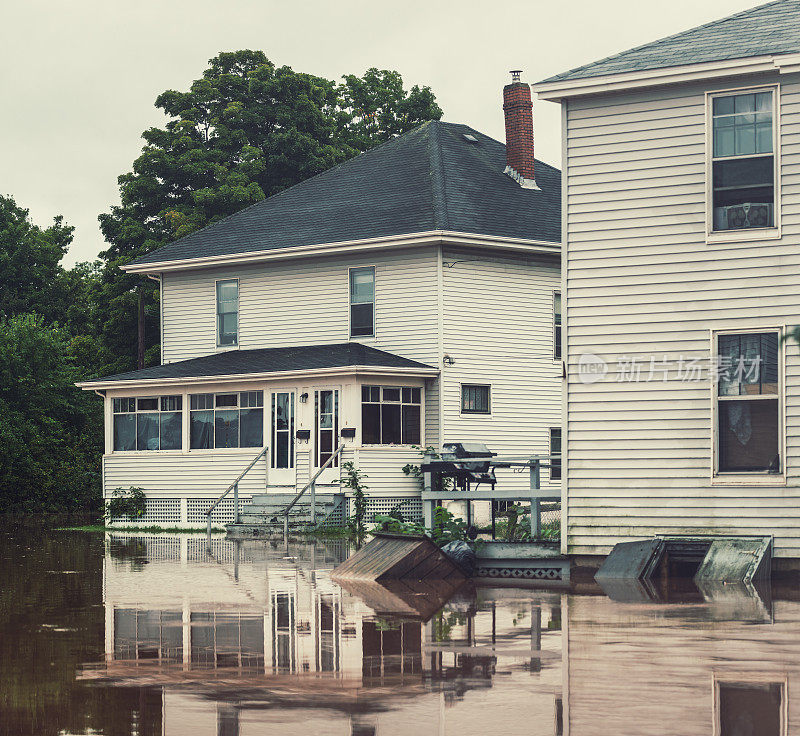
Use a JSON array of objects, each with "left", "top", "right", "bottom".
[
  {"left": 535, "top": 0, "right": 800, "bottom": 562},
  {"left": 79, "top": 77, "right": 562, "bottom": 527}
]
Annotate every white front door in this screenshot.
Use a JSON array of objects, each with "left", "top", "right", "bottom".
[
  {"left": 269, "top": 388, "right": 297, "bottom": 487},
  {"left": 313, "top": 387, "right": 340, "bottom": 484}
]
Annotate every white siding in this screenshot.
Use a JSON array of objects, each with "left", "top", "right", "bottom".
[
  {"left": 441, "top": 248, "right": 562, "bottom": 495},
  {"left": 563, "top": 73, "right": 800, "bottom": 556},
  {"left": 161, "top": 247, "right": 440, "bottom": 366}
]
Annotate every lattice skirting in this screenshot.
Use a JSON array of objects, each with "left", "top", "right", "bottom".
[
  {"left": 186, "top": 497, "right": 254, "bottom": 524},
  {"left": 474, "top": 566, "right": 564, "bottom": 580},
  {"left": 109, "top": 497, "right": 182, "bottom": 525},
  {"left": 346, "top": 496, "right": 423, "bottom": 523}
]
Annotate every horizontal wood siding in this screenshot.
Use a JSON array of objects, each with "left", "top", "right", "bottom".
[
  {"left": 441, "top": 248, "right": 562, "bottom": 495},
  {"left": 564, "top": 73, "right": 800, "bottom": 556},
  {"left": 161, "top": 247, "right": 440, "bottom": 366},
  {"left": 104, "top": 452, "right": 267, "bottom": 498},
  {"left": 347, "top": 446, "right": 424, "bottom": 496}
]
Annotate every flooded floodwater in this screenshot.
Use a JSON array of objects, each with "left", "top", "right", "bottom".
[{"left": 0, "top": 525, "right": 796, "bottom": 735}]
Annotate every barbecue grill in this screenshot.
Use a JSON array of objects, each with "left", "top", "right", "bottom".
[{"left": 422, "top": 442, "right": 497, "bottom": 491}]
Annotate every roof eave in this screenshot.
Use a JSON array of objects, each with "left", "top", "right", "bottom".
[
  {"left": 121, "top": 230, "right": 560, "bottom": 274},
  {"left": 76, "top": 363, "right": 440, "bottom": 391},
  {"left": 534, "top": 52, "right": 800, "bottom": 102}
]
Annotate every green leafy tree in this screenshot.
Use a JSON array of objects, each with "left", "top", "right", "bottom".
[
  {"left": 0, "top": 195, "right": 74, "bottom": 323},
  {"left": 0, "top": 314, "right": 102, "bottom": 513},
  {"left": 97, "top": 50, "right": 442, "bottom": 374}
]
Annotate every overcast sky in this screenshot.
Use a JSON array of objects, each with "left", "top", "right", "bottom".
[{"left": 1, "top": 0, "right": 757, "bottom": 265}]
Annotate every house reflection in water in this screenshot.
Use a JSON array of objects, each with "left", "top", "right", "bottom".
[
  {"left": 92, "top": 534, "right": 563, "bottom": 735},
  {"left": 92, "top": 534, "right": 800, "bottom": 735}
]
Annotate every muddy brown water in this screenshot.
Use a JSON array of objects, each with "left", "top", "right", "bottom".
[{"left": 0, "top": 524, "right": 795, "bottom": 735}]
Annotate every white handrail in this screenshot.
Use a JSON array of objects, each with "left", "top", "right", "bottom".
[{"left": 206, "top": 445, "right": 268, "bottom": 547}]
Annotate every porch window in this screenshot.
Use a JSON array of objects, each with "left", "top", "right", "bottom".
[
  {"left": 549, "top": 427, "right": 562, "bottom": 480},
  {"left": 461, "top": 384, "right": 490, "bottom": 414},
  {"left": 711, "top": 90, "right": 776, "bottom": 232},
  {"left": 349, "top": 267, "right": 375, "bottom": 337},
  {"left": 113, "top": 396, "right": 182, "bottom": 451},
  {"left": 553, "top": 291, "right": 562, "bottom": 360},
  {"left": 189, "top": 391, "right": 263, "bottom": 449},
  {"left": 361, "top": 386, "right": 421, "bottom": 445},
  {"left": 216, "top": 279, "right": 239, "bottom": 347},
  {"left": 717, "top": 331, "right": 780, "bottom": 473}
]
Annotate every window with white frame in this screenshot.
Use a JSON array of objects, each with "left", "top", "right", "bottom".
[
  {"left": 553, "top": 291, "right": 562, "bottom": 360},
  {"left": 549, "top": 427, "right": 562, "bottom": 480},
  {"left": 349, "top": 267, "right": 375, "bottom": 337},
  {"left": 216, "top": 279, "right": 239, "bottom": 347},
  {"left": 711, "top": 89, "right": 776, "bottom": 232},
  {"left": 461, "top": 384, "right": 490, "bottom": 415},
  {"left": 113, "top": 396, "right": 182, "bottom": 451},
  {"left": 361, "top": 386, "right": 421, "bottom": 444},
  {"left": 716, "top": 331, "right": 780, "bottom": 474},
  {"left": 189, "top": 391, "right": 263, "bottom": 449}
]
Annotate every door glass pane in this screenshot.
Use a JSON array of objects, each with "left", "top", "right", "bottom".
[
  {"left": 190, "top": 410, "right": 214, "bottom": 449},
  {"left": 271, "top": 393, "right": 294, "bottom": 469},
  {"left": 113, "top": 414, "right": 136, "bottom": 451},
  {"left": 160, "top": 412, "right": 182, "bottom": 450},
  {"left": 136, "top": 413, "right": 160, "bottom": 451},
  {"left": 240, "top": 408, "right": 263, "bottom": 448},
  {"left": 215, "top": 410, "right": 240, "bottom": 448},
  {"left": 316, "top": 390, "right": 338, "bottom": 466}
]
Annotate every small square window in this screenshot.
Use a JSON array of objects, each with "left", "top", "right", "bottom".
[{"left": 461, "top": 385, "right": 490, "bottom": 414}]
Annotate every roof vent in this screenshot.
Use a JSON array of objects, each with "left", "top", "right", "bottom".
[{"left": 463, "top": 133, "right": 478, "bottom": 143}]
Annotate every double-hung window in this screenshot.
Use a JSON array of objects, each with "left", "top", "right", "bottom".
[
  {"left": 216, "top": 279, "right": 239, "bottom": 347},
  {"left": 361, "top": 386, "right": 421, "bottom": 445},
  {"left": 710, "top": 89, "right": 777, "bottom": 233},
  {"left": 349, "top": 267, "right": 375, "bottom": 337},
  {"left": 189, "top": 391, "right": 263, "bottom": 449},
  {"left": 716, "top": 331, "right": 781, "bottom": 474},
  {"left": 113, "top": 396, "right": 182, "bottom": 451},
  {"left": 549, "top": 427, "right": 562, "bottom": 480},
  {"left": 553, "top": 291, "right": 562, "bottom": 360}
]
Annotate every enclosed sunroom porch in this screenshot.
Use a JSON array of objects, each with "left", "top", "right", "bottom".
[{"left": 78, "top": 343, "right": 439, "bottom": 527}]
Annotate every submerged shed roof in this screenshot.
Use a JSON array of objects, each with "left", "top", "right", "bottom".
[
  {"left": 127, "top": 120, "right": 561, "bottom": 269},
  {"left": 540, "top": 0, "right": 800, "bottom": 84},
  {"left": 79, "top": 343, "right": 436, "bottom": 387}
]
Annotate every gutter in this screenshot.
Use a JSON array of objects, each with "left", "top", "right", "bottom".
[
  {"left": 534, "top": 52, "right": 800, "bottom": 101},
  {"left": 120, "top": 230, "right": 560, "bottom": 275},
  {"left": 76, "top": 364, "right": 441, "bottom": 391}
]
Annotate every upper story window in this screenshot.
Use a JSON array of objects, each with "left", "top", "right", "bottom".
[
  {"left": 461, "top": 384, "right": 490, "bottom": 415},
  {"left": 113, "top": 396, "right": 182, "bottom": 451},
  {"left": 350, "top": 267, "right": 375, "bottom": 337},
  {"left": 361, "top": 385, "right": 421, "bottom": 444},
  {"left": 190, "top": 391, "right": 263, "bottom": 449},
  {"left": 711, "top": 89, "right": 776, "bottom": 233},
  {"left": 216, "top": 279, "right": 239, "bottom": 347},
  {"left": 553, "top": 291, "right": 562, "bottom": 360},
  {"left": 716, "top": 331, "right": 780, "bottom": 475}
]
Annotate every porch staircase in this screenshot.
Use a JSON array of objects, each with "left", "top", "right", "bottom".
[{"left": 226, "top": 492, "right": 346, "bottom": 537}]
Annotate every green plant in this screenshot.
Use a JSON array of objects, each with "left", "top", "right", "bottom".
[
  {"left": 402, "top": 445, "right": 454, "bottom": 491},
  {"left": 105, "top": 487, "right": 146, "bottom": 521},
  {"left": 371, "top": 506, "right": 473, "bottom": 548},
  {"left": 341, "top": 461, "right": 368, "bottom": 542}
]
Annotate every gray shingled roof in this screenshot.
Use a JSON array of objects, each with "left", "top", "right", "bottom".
[
  {"left": 540, "top": 0, "right": 800, "bottom": 84},
  {"left": 85, "top": 343, "right": 435, "bottom": 384},
  {"left": 129, "top": 121, "right": 560, "bottom": 267}
]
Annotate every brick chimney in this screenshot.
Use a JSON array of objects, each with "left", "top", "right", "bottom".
[{"left": 503, "top": 70, "right": 538, "bottom": 189}]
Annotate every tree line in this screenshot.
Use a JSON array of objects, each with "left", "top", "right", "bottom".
[{"left": 0, "top": 50, "right": 442, "bottom": 514}]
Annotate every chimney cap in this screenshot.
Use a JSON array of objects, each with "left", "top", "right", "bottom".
[{"left": 509, "top": 70, "right": 523, "bottom": 82}]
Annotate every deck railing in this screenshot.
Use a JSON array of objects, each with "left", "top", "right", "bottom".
[
  {"left": 206, "top": 445, "right": 268, "bottom": 548},
  {"left": 281, "top": 443, "right": 346, "bottom": 538}
]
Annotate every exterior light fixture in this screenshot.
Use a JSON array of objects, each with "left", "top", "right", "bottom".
[
  {"left": 443, "top": 355, "right": 455, "bottom": 366},
  {"left": 299, "top": 392, "right": 309, "bottom": 403}
]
